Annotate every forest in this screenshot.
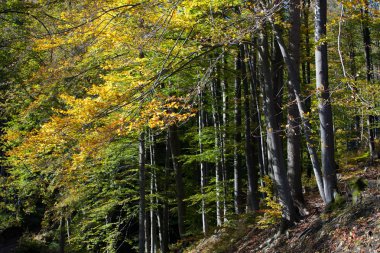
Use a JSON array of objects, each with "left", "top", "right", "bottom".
[{"left": 0, "top": 0, "right": 379, "bottom": 252}]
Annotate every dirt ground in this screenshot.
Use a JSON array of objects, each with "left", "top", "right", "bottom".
[{"left": 187, "top": 163, "right": 380, "bottom": 253}]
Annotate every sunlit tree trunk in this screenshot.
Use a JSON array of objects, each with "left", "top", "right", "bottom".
[
  {"left": 221, "top": 52, "right": 229, "bottom": 222},
  {"left": 258, "top": 29, "right": 298, "bottom": 224},
  {"left": 139, "top": 132, "right": 146, "bottom": 253},
  {"left": 211, "top": 70, "right": 223, "bottom": 225},
  {"left": 198, "top": 88, "right": 208, "bottom": 235},
  {"left": 272, "top": 23, "right": 325, "bottom": 203},
  {"left": 272, "top": 40, "right": 284, "bottom": 130},
  {"left": 315, "top": 0, "right": 337, "bottom": 204}
]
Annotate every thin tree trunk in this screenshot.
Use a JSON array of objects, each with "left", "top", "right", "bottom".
[
  {"left": 145, "top": 201, "right": 151, "bottom": 253},
  {"left": 348, "top": 33, "right": 361, "bottom": 150},
  {"left": 303, "top": 0, "right": 311, "bottom": 87},
  {"left": 241, "top": 45, "right": 259, "bottom": 211},
  {"left": 234, "top": 49, "right": 244, "bottom": 214},
  {"left": 272, "top": 40, "right": 284, "bottom": 129},
  {"left": 258, "top": 29, "right": 298, "bottom": 224},
  {"left": 247, "top": 41, "right": 267, "bottom": 182},
  {"left": 149, "top": 131, "right": 157, "bottom": 253},
  {"left": 139, "top": 132, "right": 146, "bottom": 253},
  {"left": 216, "top": 59, "right": 228, "bottom": 223},
  {"left": 155, "top": 175, "right": 164, "bottom": 253},
  {"left": 160, "top": 134, "right": 170, "bottom": 253},
  {"left": 168, "top": 125, "right": 185, "bottom": 237},
  {"left": 221, "top": 51, "right": 229, "bottom": 223},
  {"left": 66, "top": 218, "right": 70, "bottom": 244},
  {"left": 59, "top": 217, "right": 65, "bottom": 253},
  {"left": 361, "top": 3, "right": 376, "bottom": 162},
  {"left": 198, "top": 88, "right": 208, "bottom": 235},
  {"left": 211, "top": 73, "right": 223, "bottom": 225},
  {"left": 315, "top": 0, "right": 337, "bottom": 204},
  {"left": 302, "top": 0, "right": 313, "bottom": 179}
]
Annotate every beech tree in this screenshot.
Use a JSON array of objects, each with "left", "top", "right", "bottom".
[
  {"left": 0, "top": 0, "right": 379, "bottom": 252},
  {"left": 315, "top": 0, "right": 338, "bottom": 204}
]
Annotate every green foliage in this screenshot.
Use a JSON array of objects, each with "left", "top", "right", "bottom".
[
  {"left": 0, "top": 0, "right": 379, "bottom": 251},
  {"left": 14, "top": 234, "right": 59, "bottom": 253},
  {"left": 349, "top": 177, "right": 368, "bottom": 204}
]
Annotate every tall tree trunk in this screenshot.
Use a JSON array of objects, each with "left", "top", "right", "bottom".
[
  {"left": 287, "top": 0, "right": 305, "bottom": 207},
  {"left": 211, "top": 72, "right": 224, "bottom": 225},
  {"left": 348, "top": 32, "right": 361, "bottom": 150},
  {"left": 302, "top": 0, "right": 313, "bottom": 179},
  {"left": 234, "top": 49, "right": 244, "bottom": 214},
  {"left": 159, "top": 135, "right": 170, "bottom": 253},
  {"left": 198, "top": 88, "right": 208, "bottom": 235},
  {"left": 247, "top": 40, "right": 267, "bottom": 181},
  {"left": 155, "top": 175, "right": 164, "bottom": 253},
  {"left": 361, "top": 2, "right": 376, "bottom": 162},
  {"left": 272, "top": 40, "right": 284, "bottom": 129},
  {"left": 59, "top": 217, "right": 65, "bottom": 253},
  {"left": 168, "top": 125, "right": 185, "bottom": 237},
  {"left": 272, "top": 23, "right": 326, "bottom": 203},
  {"left": 258, "top": 29, "right": 298, "bottom": 224},
  {"left": 149, "top": 131, "right": 157, "bottom": 253},
  {"left": 221, "top": 51, "right": 229, "bottom": 222},
  {"left": 315, "top": 0, "right": 337, "bottom": 204},
  {"left": 241, "top": 45, "right": 259, "bottom": 211},
  {"left": 302, "top": 0, "right": 311, "bottom": 87},
  {"left": 139, "top": 132, "right": 146, "bottom": 253},
  {"left": 145, "top": 209, "right": 151, "bottom": 253}
]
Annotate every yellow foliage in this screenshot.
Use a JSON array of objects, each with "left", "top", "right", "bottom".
[{"left": 258, "top": 176, "right": 282, "bottom": 226}]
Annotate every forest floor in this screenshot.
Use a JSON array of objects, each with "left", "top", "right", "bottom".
[{"left": 186, "top": 161, "right": 380, "bottom": 253}]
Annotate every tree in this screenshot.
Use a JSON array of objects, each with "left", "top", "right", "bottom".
[
  {"left": 361, "top": 1, "right": 376, "bottom": 163},
  {"left": 139, "top": 132, "right": 146, "bottom": 253},
  {"left": 234, "top": 48, "right": 243, "bottom": 215},
  {"left": 258, "top": 28, "right": 298, "bottom": 224},
  {"left": 315, "top": 0, "right": 337, "bottom": 204},
  {"left": 286, "top": 0, "right": 305, "bottom": 208}
]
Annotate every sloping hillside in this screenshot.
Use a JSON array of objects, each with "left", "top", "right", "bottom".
[{"left": 186, "top": 164, "right": 380, "bottom": 253}]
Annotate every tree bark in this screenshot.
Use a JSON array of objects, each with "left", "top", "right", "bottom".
[
  {"left": 272, "top": 23, "right": 326, "bottom": 203},
  {"left": 168, "top": 125, "right": 185, "bottom": 237},
  {"left": 198, "top": 88, "right": 208, "bottom": 235},
  {"left": 361, "top": 3, "right": 376, "bottom": 162},
  {"left": 210, "top": 70, "right": 224, "bottom": 225},
  {"left": 221, "top": 51, "right": 229, "bottom": 222},
  {"left": 59, "top": 217, "right": 65, "bottom": 253},
  {"left": 241, "top": 45, "right": 259, "bottom": 211},
  {"left": 149, "top": 131, "right": 157, "bottom": 253},
  {"left": 139, "top": 132, "right": 146, "bottom": 253},
  {"left": 302, "top": 0, "right": 313, "bottom": 179},
  {"left": 315, "top": 0, "right": 337, "bottom": 204},
  {"left": 234, "top": 49, "right": 244, "bottom": 214},
  {"left": 287, "top": 0, "right": 305, "bottom": 207},
  {"left": 159, "top": 134, "right": 170, "bottom": 253},
  {"left": 247, "top": 40, "right": 267, "bottom": 183},
  {"left": 272, "top": 40, "right": 284, "bottom": 129},
  {"left": 258, "top": 29, "right": 298, "bottom": 223}
]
